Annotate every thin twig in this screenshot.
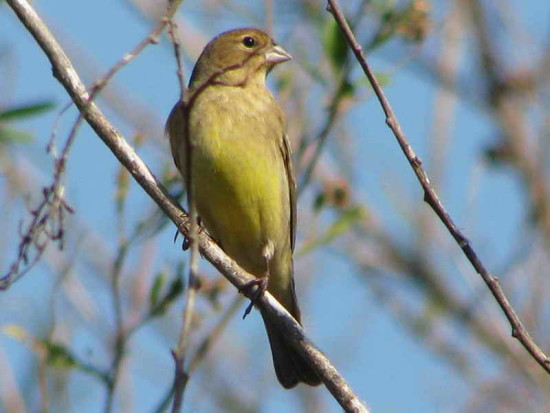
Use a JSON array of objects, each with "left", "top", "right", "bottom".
[
  {"left": 103, "top": 241, "right": 130, "bottom": 413},
  {"left": 348, "top": 225, "right": 538, "bottom": 382},
  {"left": 168, "top": 20, "right": 186, "bottom": 102},
  {"left": 326, "top": 0, "right": 550, "bottom": 375},
  {"left": 0, "top": 163, "right": 74, "bottom": 289},
  {"left": 154, "top": 296, "right": 244, "bottom": 413},
  {"left": 0, "top": 1, "right": 183, "bottom": 291},
  {"left": 65, "top": 5, "right": 185, "bottom": 411},
  {"left": 0, "top": 93, "right": 76, "bottom": 290},
  {"left": 167, "top": 18, "right": 198, "bottom": 412},
  {"left": 170, "top": 256, "right": 197, "bottom": 412}
]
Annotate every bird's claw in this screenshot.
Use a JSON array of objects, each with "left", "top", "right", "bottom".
[
  {"left": 240, "top": 277, "right": 268, "bottom": 319},
  {"left": 174, "top": 216, "right": 204, "bottom": 251}
]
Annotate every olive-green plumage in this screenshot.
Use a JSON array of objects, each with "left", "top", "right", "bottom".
[{"left": 166, "top": 28, "right": 320, "bottom": 388}]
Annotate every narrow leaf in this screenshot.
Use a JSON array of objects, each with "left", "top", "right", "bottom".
[{"left": 0, "top": 101, "right": 55, "bottom": 122}]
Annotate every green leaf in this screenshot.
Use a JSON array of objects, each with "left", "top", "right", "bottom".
[
  {"left": 42, "top": 341, "right": 77, "bottom": 369},
  {"left": 313, "top": 193, "right": 326, "bottom": 212},
  {"left": 340, "top": 80, "right": 355, "bottom": 98},
  {"left": 0, "top": 101, "right": 55, "bottom": 122},
  {"left": 40, "top": 339, "right": 111, "bottom": 384},
  {"left": 150, "top": 275, "right": 184, "bottom": 317},
  {"left": 323, "top": 18, "right": 348, "bottom": 71},
  {"left": 164, "top": 277, "right": 184, "bottom": 305},
  {"left": 149, "top": 272, "right": 166, "bottom": 308},
  {"left": 0, "top": 127, "right": 34, "bottom": 144},
  {"left": 368, "top": 9, "right": 402, "bottom": 51}
]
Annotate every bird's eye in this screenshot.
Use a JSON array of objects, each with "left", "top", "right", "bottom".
[{"left": 242, "top": 36, "right": 256, "bottom": 48}]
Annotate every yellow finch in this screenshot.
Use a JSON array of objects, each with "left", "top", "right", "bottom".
[{"left": 166, "top": 28, "right": 320, "bottom": 388}]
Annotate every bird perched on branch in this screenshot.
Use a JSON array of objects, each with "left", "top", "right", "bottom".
[{"left": 166, "top": 28, "right": 321, "bottom": 388}]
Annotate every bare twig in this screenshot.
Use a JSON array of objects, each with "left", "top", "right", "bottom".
[
  {"left": 347, "top": 223, "right": 539, "bottom": 382},
  {"left": 326, "top": 0, "right": 550, "bottom": 375},
  {"left": 166, "top": 18, "right": 199, "bottom": 412},
  {"left": 0, "top": 1, "right": 183, "bottom": 291},
  {"left": 167, "top": 20, "right": 186, "bottom": 102},
  {"left": 0, "top": 154, "right": 74, "bottom": 290},
  {"left": 0, "top": 87, "right": 76, "bottom": 290},
  {"left": 170, "top": 258, "right": 197, "bottom": 412},
  {"left": 6, "top": 0, "right": 368, "bottom": 410},
  {"left": 104, "top": 241, "right": 130, "bottom": 413},
  {"left": 155, "top": 295, "right": 244, "bottom": 413},
  {"left": 51, "top": 5, "right": 186, "bottom": 411}
]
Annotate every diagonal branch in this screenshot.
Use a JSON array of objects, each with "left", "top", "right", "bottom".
[
  {"left": 326, "top": 0, "right": 550, "bottom": 375},
  {"left": 5, "top": 0, "right": 369, "bottom": 411}
]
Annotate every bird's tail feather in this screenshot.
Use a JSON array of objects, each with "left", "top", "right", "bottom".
[{"left": 261, "top": 310, "right": 321, "bottom": 388}]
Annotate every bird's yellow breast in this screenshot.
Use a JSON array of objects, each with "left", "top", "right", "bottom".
[{"left": 186, "top": 85, "right": 290, "bottom": 277}]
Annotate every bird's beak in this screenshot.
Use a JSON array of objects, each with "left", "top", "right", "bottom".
[{"left": 265, "top": 44, "right": 292, "bottom": 65}]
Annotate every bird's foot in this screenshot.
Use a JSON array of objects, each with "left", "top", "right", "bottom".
[
  {"left": 240, "top": 277, "right": 268, "bottom": 319},
  {"left": 174, "top": 216, "right": 204, "bottom": 250}
]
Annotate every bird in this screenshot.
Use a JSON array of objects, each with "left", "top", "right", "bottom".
[{"left": 166, "top": 28, "right": 321, "bottom": 388}]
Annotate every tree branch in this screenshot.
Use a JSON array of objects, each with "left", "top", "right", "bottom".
[
  {"left": 326, "top": 0, "right": 550, "bottom": 375},
  {"left": 5, "top": 0, "right": 368, "bottom": 411}
]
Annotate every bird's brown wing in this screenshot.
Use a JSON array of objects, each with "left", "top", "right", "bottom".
[
  {"left": 280, "top": 132, "right": 297, "bottom": 252},
  {"left": 166, "top": 102, "right": 186, "bottom": 173},
  {"left": 268, "top": 133, "right": 323, "bottom": 388}
]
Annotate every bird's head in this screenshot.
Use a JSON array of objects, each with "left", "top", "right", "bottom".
[{"left": 189, "top": 28, "right": 292, "bottom": 89}]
